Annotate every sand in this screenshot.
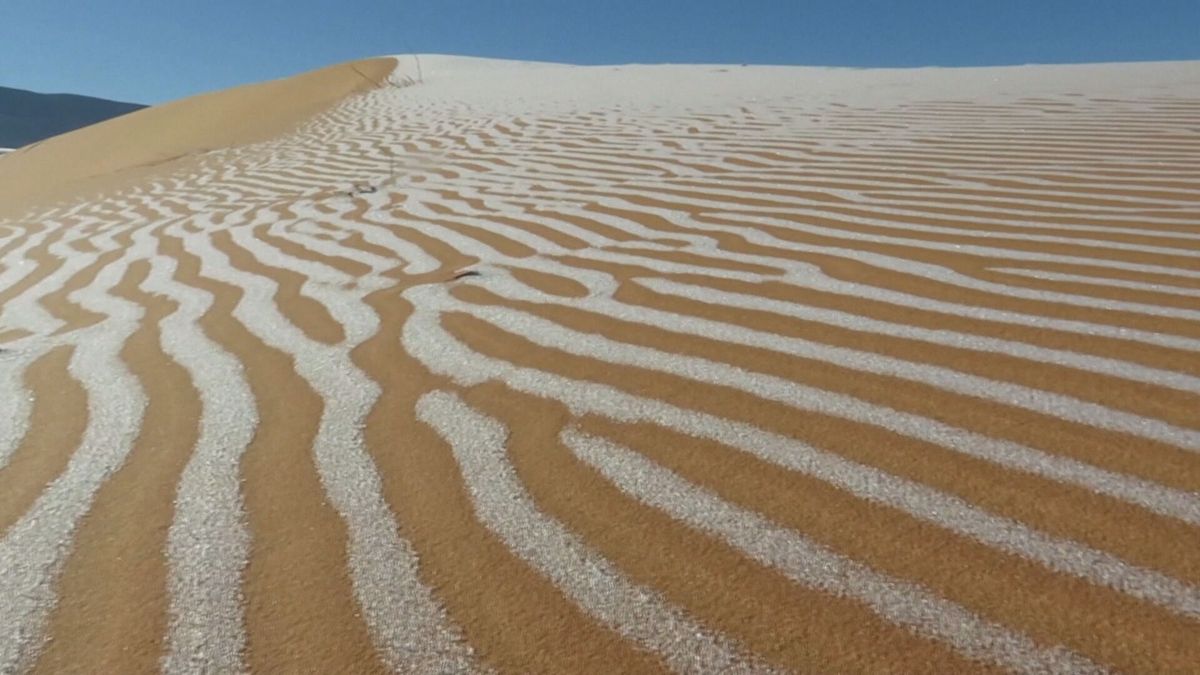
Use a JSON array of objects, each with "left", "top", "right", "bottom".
[
  {"left": 0, "top": 54, "right": 1198, "bottom": 673},
  {"left": 0, "top": 57, "right": 395, "bottom": 218}
]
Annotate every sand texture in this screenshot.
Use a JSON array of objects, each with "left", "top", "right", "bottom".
[{"left": 1, "top": 54, "right": 1199, "bottom": 673}]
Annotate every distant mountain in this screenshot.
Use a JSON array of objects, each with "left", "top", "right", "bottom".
[{"left": 0, "top": 85, "right": 145, "bottom": 150}]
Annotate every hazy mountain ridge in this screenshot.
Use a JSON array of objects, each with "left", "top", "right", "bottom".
[{"left": 0, "top": 86, "right": 145, "bottom": 150}]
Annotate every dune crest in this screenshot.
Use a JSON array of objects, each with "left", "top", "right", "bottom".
[{"left": 0, "top": 57, "right": 396, "bottom": 217}]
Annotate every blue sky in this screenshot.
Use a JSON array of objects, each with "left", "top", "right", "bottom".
[{"left": 2, "top": 0, "right": 1197, "bottom": 104}]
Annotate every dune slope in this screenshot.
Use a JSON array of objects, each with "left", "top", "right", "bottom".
[
  {"left": 0, "top": 55, "right": 1199, "bottom": 674},
  {"left": 0, "top": 57, "right": 396, "bottom": 217}
]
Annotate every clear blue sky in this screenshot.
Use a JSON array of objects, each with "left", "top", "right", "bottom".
[{"left": 2, "top": 0, "right": 1198, "bottom": 104}]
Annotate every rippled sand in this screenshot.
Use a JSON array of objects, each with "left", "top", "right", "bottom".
[{"left": 1, "top": 55, "right": 1198, "bottom": 673}]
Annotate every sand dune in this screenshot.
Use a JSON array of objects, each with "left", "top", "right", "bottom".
[
  {"left": 1, "top": 54, "right": 1198, "bottom": 673},
  {"left": 0, "top": 57, "right": 395, "bottom": 218}
]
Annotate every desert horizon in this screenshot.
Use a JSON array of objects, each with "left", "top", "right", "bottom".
[{"left": 1, "top": 50, "right": 1198, "bottom": 673}]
